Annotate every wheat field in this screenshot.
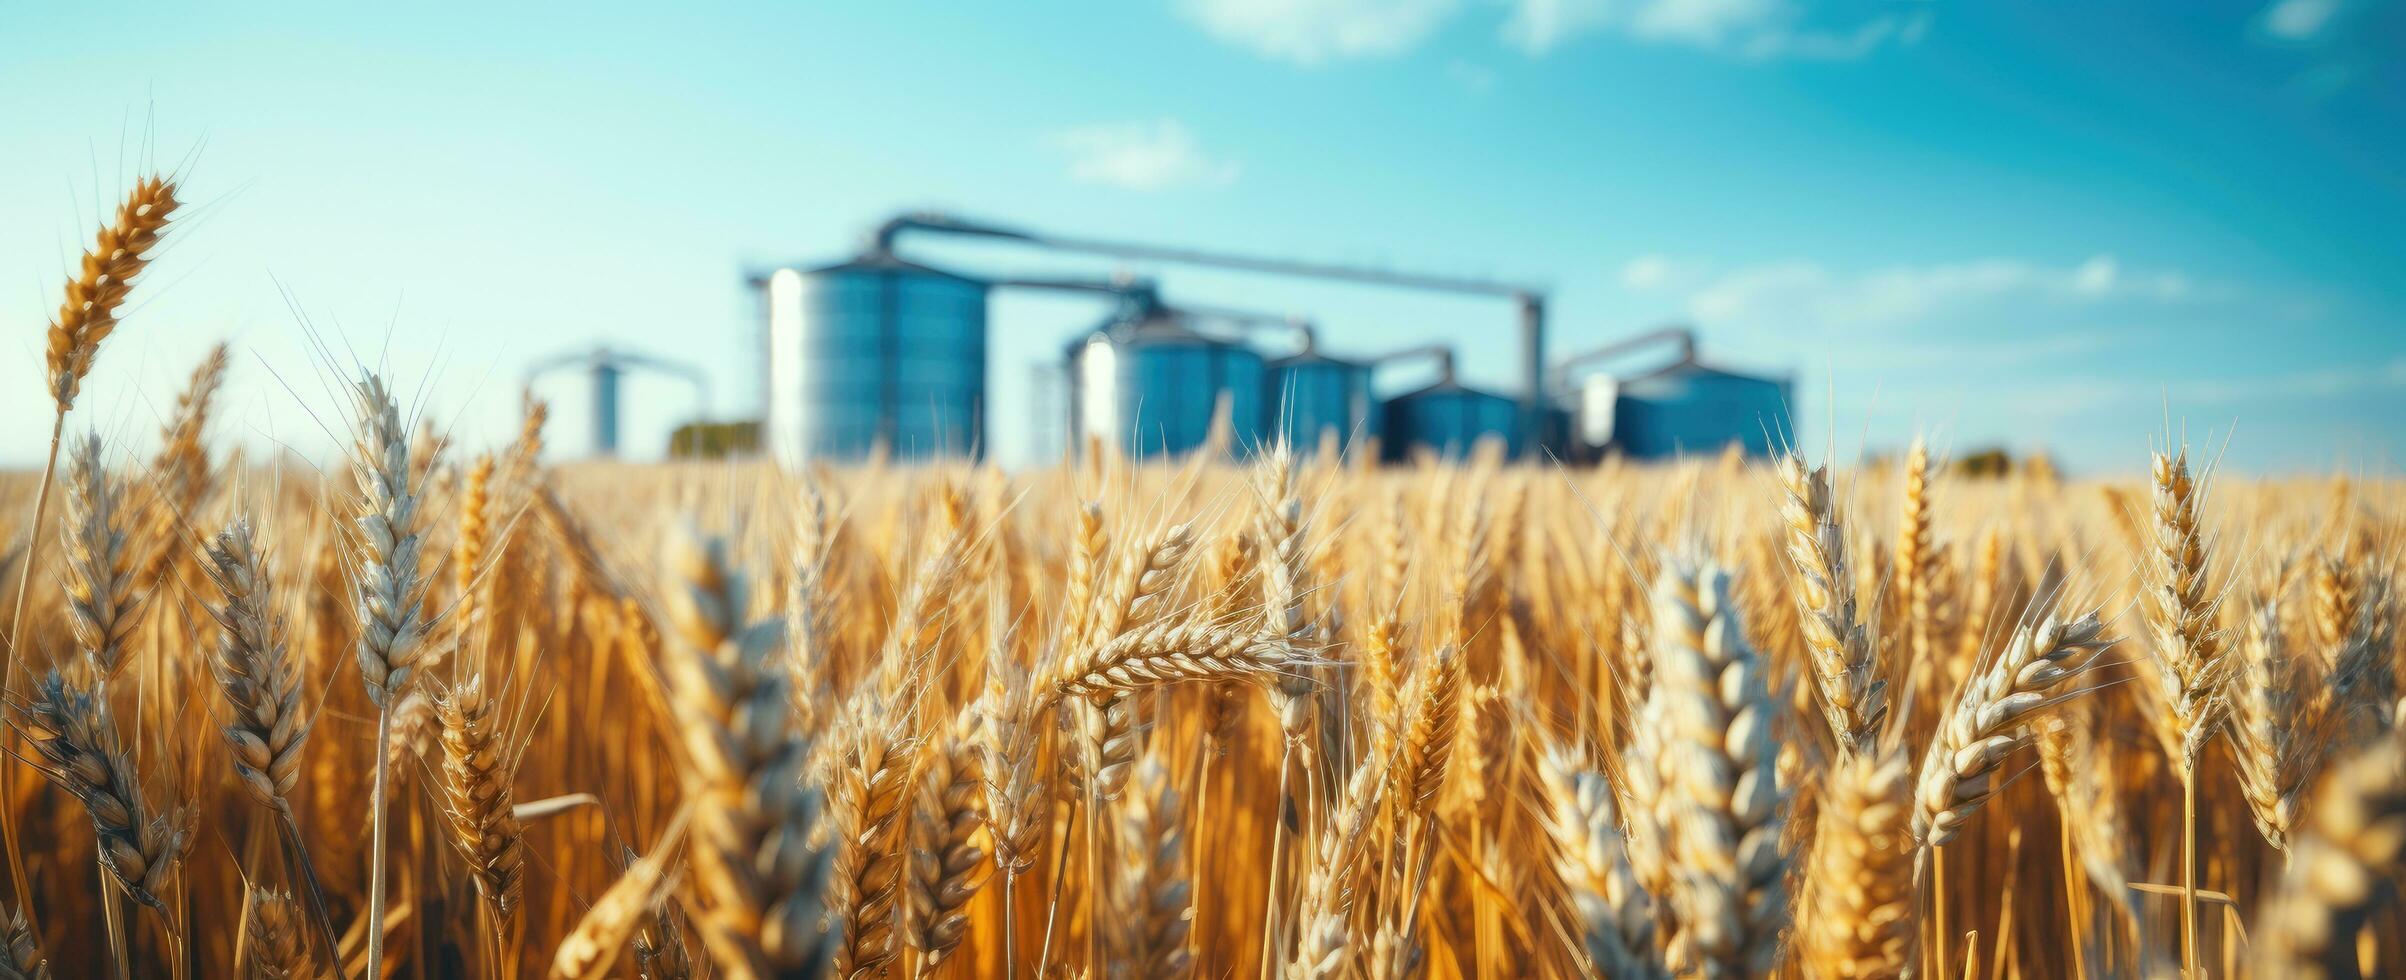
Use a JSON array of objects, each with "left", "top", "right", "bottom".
[{"left": 1, "top": 175, "right": 2400, "bottom": 980}]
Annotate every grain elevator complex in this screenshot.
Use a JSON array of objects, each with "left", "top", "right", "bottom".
[{"left": 751, "top": 213, "right": 1792, "bottom": 466}]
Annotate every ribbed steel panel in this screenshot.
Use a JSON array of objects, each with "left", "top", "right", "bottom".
[
  {"left": 767, "top": 260, "right": 987, "bottom": 464},
  {"left": 1267, "top": 355, "right": 1375, "bottom": 456},
  {"left": 1609, "top": 365, "right": 1791, "bottom": 459},
  {"left": 1381, "top": 384, "right": 1521, "bottom": 461},
  {"left": 1072, "top": 320, "right": 1264, "bottom": 459}
]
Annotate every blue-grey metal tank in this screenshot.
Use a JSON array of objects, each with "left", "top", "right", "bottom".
[
  {"left": 1070, "top": 310, "right": 1265, "bottom": 459},
  {"left": 1381, "top": 380, "right": 1523, "bottom": 461},
  {"left": 1266, "top": 350, "right": 1376, "bottom": 456},
  {"left": 765, "top": 253, "right": 988, "bottom": 464},
  {"left": 1610, "top": 362, "right": 1792, "bottom": 459}
]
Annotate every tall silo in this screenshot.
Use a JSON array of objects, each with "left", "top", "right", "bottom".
[
  {"left": 765, "top": 253, "right": 989, "bottom": 465},
  {"left": 1266, "top": 344, "right": 1376, "bottom": 457},
  {"left": 1069, "top": 305, "right": 1265, "bottom": 459},
  {"left": 1382, "top": 378, "right": 1522, "bottom": 461},
  {"left": 1607, "top": 361, "right": 1793, "bottom": 459}
]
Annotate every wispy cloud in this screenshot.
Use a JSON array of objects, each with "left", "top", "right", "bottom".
[
  {"left": 1682, "top": 254, "right": 2203, "bottom": 328},
  {"left": 1618, "top": 253, "right": 1703, "bottom": 290},
  {"left": 1049, "top": 119, "right": 1241, "bottom": 191},
  {"left": 1176, "top": 0, "right": 1460, "bottom": 65},
  {"left": 2259, "top": 0, "right": 2345, "bottom": 41},
  {"left": 1176, "top": 0, "right": 1927, "bottom": 64},
  {"left": 1500, "top": 0, "right": 1927, "bottom": 60}
]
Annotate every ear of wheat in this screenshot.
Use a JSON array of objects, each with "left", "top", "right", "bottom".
[
  {"left": 60, "top": 434, "right": 145, "bottom": 681},
  {"left": 660, "top": 526, "right": 831, "bottom": 978},
  {"left": 1776, "top": 454, "right": 1885, "bottom": 755},
  {"left": 1117, "top": 756, "right": 1197, "bottom": 980},
  {"left": 1913, "top": 611, "right": 2112, "bottom": 848},
  {"left": 1539, "top": 746, "right": 1662, "bottom": 979},
  {"left": 1799, "top": 751, "right": 1917, "bottom": 979},
  {"left": 2142, "top": 450, "right": 2234, "bottom": 771},
  {"left": 242, "top": 887, "right": 309, "bottom": 980},
  {"left": 44, "top": 176, "right": 179, "bottom": 409},
  {"left": 2252, "top": 738, "right": 2406, "bottom": 978},
  {"left": 436, "top": 674, "right": 528, "bottom": 920},
  {"left": 14, "top": 669, "right": 193, "bottom": 913},
  {"left": 1645, "top": 557, "right": 1790, "bottom": 978},
  {"left": 0, "top": 902, "right": 47, "bottom": 980},
  {"left": 904, "top": 722, "right": 988, "bottom": 976}
]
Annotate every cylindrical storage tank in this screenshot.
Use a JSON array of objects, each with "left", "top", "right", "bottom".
[
  {"left": 1069, "top": 312, "right": 1264, "bottom": 459},
  {"left": 1610, "top": 363, "right": 1793, "bottom": 459},
  {"left": 1381, "top": 381, "right": 1522, "bottom": 461},
  {"left": 765, "top": 254, "right": 988, "bottom": 465},
  {"left": 1266, "top": 351, "right": 1375, "bottom": 457}
]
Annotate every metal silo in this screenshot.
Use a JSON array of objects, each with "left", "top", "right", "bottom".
[
  {"left": 765, "top": 253, "right": 988, "bottom": 464},
  {"left": 1069, "top": 305, "right": 1265, "bottom": 459},
  {"left": 1608, "top": 362, "right": 1793, "bottom": 459},
  {"left": 1381, "top": 375, "right": 1522, "bottom": 462},
  {"left": 1266, "top": 341, "right": 1376, "bottom": 457}
]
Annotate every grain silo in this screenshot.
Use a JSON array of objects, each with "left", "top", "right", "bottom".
[
  {"left": 1069, "top": 302, "right": 1266, "bottom": 459},
  {"left": 1609, "top": 362, "right": 1792, "bottom": 458},
  {"left": 1554, "top": 327, "right": 1792, "bottom": 460},
  {"left": 763, "top": 253, "right": 989, "bottom": 465},
  {"left": 1378, "top": 349, "right": 1522, "bottom": 461},
  {"left": 1265, "top": 336, "right": 1376, "bottom": 457}
]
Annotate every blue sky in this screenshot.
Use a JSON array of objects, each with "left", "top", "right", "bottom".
[{"left": 2, "top": 0, "right": 2400, "bottom": 473}]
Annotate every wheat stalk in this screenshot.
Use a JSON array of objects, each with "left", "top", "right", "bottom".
[
  {"left": 660, "top": 526, "right": 831, "bottom": 979},
  {"left": 1799, "top": 751, "right": 1917, "bottom": 979},
  {"left": 1538, "top": 746, "right": 1662, "bottom": 979},
  {"left": 905, "top": 721, "right": 988, "bottom": 976},
  {"left": 243, "top": 887, "right": 310, "bottom": 980},
  {"left": 1048, "top": 622, "right": 1302, "bottom": 704},
  {"left": 550, "top": 804, "right": 692, "bottom": 980},
  {"left": 437, "top": 673, "right": 528, "bottom": 920},
  {"left": 454, "top": 453, "right": 496, "bottom": 632},
  {"left": 199, "top": 514, "right": 344, "bottom": 962},
  {"left": 2231, "top": 598, "right": 2330, "bottom": 850},
  {"left": 1644, "top": 557, "right": 1789, "bottom": 979},
  {"left": 347, "top": 371, "right": 432, "bottom": 980},
  {"left": 44, "top": 175, "right": 180, "bottom": 409},
  {"left": 1118, "top": 756, "right": 1197, "bottom": 980},
  {"left": 2141, "top": 449, "right": 2232, "bottom": 976},
  {"left": 135, "top": 341, "right": 229, "bottom": 592},
  {"left": 59, "top": 434, "right": 145, "bottom": 681},
  {"left": 1895, "top": 439, "right": 1935, "bottom": 690},
  {"left": 1913, "top": 611, "right": 2111, "bottom": 847},
  {"left": 828, "top": 716, "right": 915, "bottom": 980},
  {"left": 2251, "top": 738, "right": 2406, "bottom": 978},
  {"left": 0, "top": 902, "right": 47, "bottom": 980},
  {"left": 14, "top": 668, "right": 193, "bottom": 914},
  {"left": 1775, "top": 454, "right": 1885, "bottom": 755},
  {"left": 3, "top": 175, "right": 181, "bottom": 920}
]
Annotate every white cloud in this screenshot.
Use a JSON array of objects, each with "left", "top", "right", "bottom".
[
  {"left": 1177, "top": 0, "right": 1461, "bottom": 64},
  {"left": 1500, "top": 0, "right": 1924, "bottom": 60},
  {"left": 2072, "top": 254, "right": 2118, "bottom": 296},
  {"left": 1619, "top": 254, "right": 1678, "bottom": 289},
  {"left": 1683, "top": 254, "right": 2205, "bottom": 327},
  {"left": 1050, "top": 120, "right": 1241, "bottom": 191},
  {"left": 2260, "top": 0, "right": 2343, "bottom": 40}
]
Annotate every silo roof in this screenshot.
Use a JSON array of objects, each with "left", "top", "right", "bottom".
[
  {"left": 1268, "top": 348, "right": 1365, "bottom": 369},
  {"left": 805, "top": 251, "right": 987, "bottom": 285},
  {"left": 1624, "top": 357, "right": 1782, "bottom": 386},
  {"left": 1389, "top": 377, "right": 1513, "bottom": 403}
]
